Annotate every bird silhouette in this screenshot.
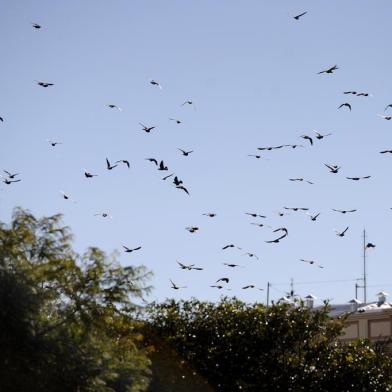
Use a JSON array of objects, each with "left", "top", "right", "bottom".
[
  {"left": 318, "top": 65, "right": 339, "bottom": 74},
  {"left": 203, "top": 213, "right": 216, "bottom": 217},
  {"left": 338, "top": 103, "right": 352, "bottom": 111},
  {"left": 293, "top": 11, "right": 307, "bottom": 20},
  {"left": 146, "top": 158, "right": 158, "bottom": 166},
  {"left": 162, "top": 173, "right": 174, "bottom": 181},
  {"left": 216, "top": 278, "right": 229, "bottom": 283},
  {"left": 36, "top": 80, "right": 54, "bottom": 87},
  {"left": 177, "top": 261, "right": 203, "bottom": 271},
  {"left": 284, "top": 207, "right": 308, "bottom": 212},
  {"left": 332, "top": 209, "right": 357, "bottom": 214},
  {"left": 123, "top": 246, "right": 142, "bottom": 253},
  {"left": 378, "top": 114, "right": 392, "bottom": 120},
  {"left": 346, "top": 176, "right": 371, "bottom": 181},
  {"left": 150, "top": 80, "right": 162, "bottom": 89},
  {"left": 139, "top": 123, "right": 156, "bottom": 133},
  {"left": 158, "top": 161, "right": 168, "bottom": 171},
  {"left": 106, "top": 158, "right": 117, "bottom": 170},
  {"left": 84, "top": 171, "right": 98, "bottom": 178},
  {"left": 335, "top": 227, "right": 349, "bottom": 237},
  {"left": 186, "top": 226, "right": 199, "bottom": 233},
  {"left": 173, "top": 176, "right": 183, "bottom": 186},
  {"left": 94, "top": 213, "right": 112, "bottom": 218},
  {"left": 313, "top": 130, "right": 332, "bottom": 140},
  {"left": 106, "top": 104, "right": 122, "bottom": 111},
  {"left": 116, "top": 160, "right": 130, "bottom": 168},
  {"left": 176, "top": 185, "right": 189, "bottom": 195},
  {"left": 222, "top": 244, "right": 241, "bottom": 250},
  {"left": 1, "top": 177, "right": 21, "bottom": 185},
  {"left": 243, "top": 252, "right": 259, "bottom": 260},
  {"left": 380, "top": 150, "right": 392, "bottom": 154},
  {"left": 324, "top": 164, "right": 341, "bottom": 173},
  {"left": 300, "top": 259, "right": 324, "bottom": 268},
  {"left": 47, "top": 140, "right": 62, "bottom": 147},
  {"left": 3, "top": 170, "right": 19, "bottom": 179},
  {"left": 169, "top": 118, "right": 182, "bottom": 124},
  {"left": 170, "top": 279, "right": 186, "bottom": 289},
  {"left": 300, "top": 135, "right": 313, "bottom": 145},
  {"left": 223, "top": 263, "right": 241, "bottom": 268},
  {"left": 178, "top": 148, "right": 193, "bottom": 156},
  {"left": 307, "top": 212, "right": 320, "bottom": 221},
  {"left": 32, "top": 23, "right": 41, "bottom": 29},
  {"left": 289, "top": 178, "right": 314, "bottom": 184},
  {"left": 246, "top": 212, "right": 267, "bottom": 218}
]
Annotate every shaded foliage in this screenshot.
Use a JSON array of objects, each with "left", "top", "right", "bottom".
[
  {"left": 0, "top": 208, "right": 153, "bottom": 392},
  {"left": 146, "top": 298, "right": 392, "bottom": 391}
]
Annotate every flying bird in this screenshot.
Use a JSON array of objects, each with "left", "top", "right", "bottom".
[
  {"left": 169, "top": 118, "right": 182, "bottom": 124},
  {"left": 139, "top": 123, "right": 156, "bottom": 133},
  {"left": 250, "top": 223, "right": 271, "bottom": 228},
  {"left": 222, "top": 244, "right": 241, "bottom": 250},
  {"left": 177, "top": 261, "right": 203, "bottom": 271},
  {"left": 365, "top": 243, "right": 376, "bottom": 249},
  {"left": 338, "top": 103, "right": 352, "bottom": 111},
  {"left": 162, "top": 173, "right": 174, "bottom": 181},
  {"left": 146, "top": 158, "right": 158, "bottom": 166},
  {"left": 324, "top": 163, "right": 341, "bottom": 174},
  {"left": 332, "top": 209, "right": 357, "bottom": 214},
  {"left": 346, "top": 176, "right": 371, "bottom": 181},
  {"left": 284, "top": 144, "right": 304, "bottom": 149},
  {"left": 178, "top": 148, "right": 194, "bottom": 156},
  {"left": 0, "top": 117, "right": 3, "bottom": 122},
  {"left": 242, "top": 285, "right": 256, "bottom": 289},
  {"left": 150, "top": 80, "right": 162, "bottom": 89},
  {"left": 243, "top": 253, "right": 259, "bottom": 260},
  {"left": 32, "top": 23, "right": 41, "bottom": 29},
  {"left": 258, "top": 145, "right": 284, "bottom": 151},
  {"left": 60, "top": 191, "right": 75, "bottom": 202},
  {"left": 122, "top": 246, "right": 142, "bottom": 253},
  {"left": 245, "top": 212, "right": 267, "bottom": 218},
  {"left": 289, "top": 178, "right": 314, "bottom": 184},
  {"left": 378, "top": 114, "right": 392, "bottom": 120},
  {"left": 216, "top": 277, "right": 229, "bottom": 283},
  {"left": 116, "top": 160, "right": 130, "bottom": 168},
  {"left": 300, "top": 135, "right": 313, "bottom": 146},
  {"left": 106, "top": 158, "right": 117, "bottom": 170},
  {"left": 313, "top": 130, "right": 332, "bottom": 140},
  {"left": 94, "top": 213, "right": 112, "bottom": 218},
  {"left": 335, "top": 227, "right": 349, "bottom": 237},
  {"left": 173, "top": 176, "right": 183, "bottom": 186},
  {"left": 176, "top": 185, "right": 190, "bottom": 195},
  {"left": 344, "top": 91, "right": 357, "bottom": 95},
  {"left": 84, "top": 171, "right": 98, "bottom": 178},
  {"left": 273, "top": 227, "right": 288, "bottom": 236},
  {"left": 158, "top": 161, "right": 168, "bottom": 171},
  {"left": 223, "top": 263, "right": 241, "bottom": 268},
  {"left": 185, "top": 226, "right": 199, "bottom": 233},
  {"left": 210, "top": 285, "right": 224, "bottom": 289},
  {"left": 47, "top": 140, "right": 62, "bottom": 147},
  {"left": 300, "top": 259, "right": 324, "bottom": 268},
  {"left": 36, "top": 80, "right": 54, "bottom": 87},
  {"left": 307, "top": 212, "right": 320, "bottom": 221},
  {"left": 284, "top": 207, "right": 308, "bottom": 211},
  {"left": 248, "top": 154, "right": 263, "bottom": 159},
  {"left": 181, "top": 100, "right": 196, "bottom": 109},
  {"left": 3, "top": 170, "right": 19, "bottom": 179},
  {"left": 293, "top": 11, "right": 307, "bottom": 20},
  {"left": 203, "top": 213, "right": 216, "bottom": 217},
  {"left": 1, "top": 177, "right": 21, "bottom": 185},
  {"left": 170, "top": 279, "right": 186, "bottom": 290},
  {"left": 265, "top": 234, "right": 287, "bottom": 244},
  {"left": 106, "top": 104, "right": 122, "bottom": 111},
  {"left": 380, "top": 150, "right": 392, "bottom": 154},
  {"left": 318, "top": 65, "right": 339, "bottom": 74}
]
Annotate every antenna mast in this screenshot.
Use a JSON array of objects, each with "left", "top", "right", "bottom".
[{"left": 363, "top": 229, "right": 367, "bottom": 303}]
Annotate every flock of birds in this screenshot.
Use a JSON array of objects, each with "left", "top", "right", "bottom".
[{"left": 1, "top": 11, "right": 389, "bottom": 300}]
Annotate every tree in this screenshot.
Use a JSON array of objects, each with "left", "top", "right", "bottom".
[
  {"left": 146, "top": 297, "right": 392, "bottom": 391},
  {"left": 0, "top": 207, "right": 153, "bottom": 392}
]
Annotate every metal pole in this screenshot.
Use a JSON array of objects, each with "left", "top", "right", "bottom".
[
  {"left": 363, "top": 229, "right": 367, "bottom": 303},
  {"left": 355, "top": 283, "right": 358, "bottom": 299},
  {"left": 266, "top": 282, "right": 270, "bottom": 307}
]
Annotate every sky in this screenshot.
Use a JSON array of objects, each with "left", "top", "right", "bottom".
[{"left": 1, "top": 0, "right": 392, "bottom": 306}]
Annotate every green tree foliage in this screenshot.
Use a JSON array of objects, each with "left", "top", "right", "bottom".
[
  {"left": 0, "top": 208, "right": 153, "bottom": 392},
  {"left": 146, "top": 298, "right": 392, "bottom": 391}
]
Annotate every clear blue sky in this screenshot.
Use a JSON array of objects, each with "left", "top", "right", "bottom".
[{"left": 2, "top": 0, "right": 392, "bottom": 305}]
